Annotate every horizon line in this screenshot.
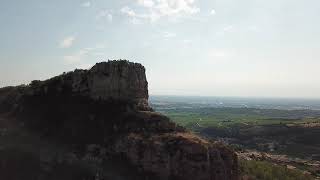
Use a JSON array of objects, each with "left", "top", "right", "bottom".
[{"left": 149, "top": 94, "right": 320, "bottom": 100}]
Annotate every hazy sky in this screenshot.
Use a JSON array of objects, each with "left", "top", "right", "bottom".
[{"left": 1, "top": 0, "right": 320, "bottom": 98}]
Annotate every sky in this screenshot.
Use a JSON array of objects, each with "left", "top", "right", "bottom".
[{"left": 0, "top": 0, "right": 320, "bottom": 98}]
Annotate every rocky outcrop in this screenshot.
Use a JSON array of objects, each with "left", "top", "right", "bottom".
[
  {"left": 24, "top": 60, "right": 150, "bottom": 111},
  {"left": 0, "top": 60, "right": 238, "bottom": 180},
  {"left": 75, "top": 61, "right": 149, "bottom": 110},
  {"left": 115, "top": 132, "right": 238, "bottom": 180}
]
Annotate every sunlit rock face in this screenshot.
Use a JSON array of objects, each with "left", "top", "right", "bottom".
[{"left": 71, "top": 61, "right": 149, "bottom": 110}]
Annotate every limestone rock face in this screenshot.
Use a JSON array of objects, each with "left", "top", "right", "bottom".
[
  {"left": 72, "top": 61, "right": 149, "bottom": 109},
  {"left": 88, "top": 61, "right": 148, "bottom": 100},
  {"left": 27, "top": 60, "right": 150, "bottom": 110}
]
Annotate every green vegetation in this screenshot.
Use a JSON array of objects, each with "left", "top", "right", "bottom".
[
  {"left": 158, "top": 107, "right": 320, "bottom": 130},
  {"left": 160, "top": 107, "right": 320, "bottom": 159},
  {"left": 157, "top": 106, "right": 320, "bottom": 178},
  {"left": 239, "top": 159, "right": 314, "bottom": 180}
]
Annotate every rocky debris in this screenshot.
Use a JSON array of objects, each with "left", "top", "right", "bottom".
[
  {"left": 0, "top": 60, "right": 239, "bottom": 180},
  {"left": 237, "top": 150, "right": 320, "bottom": 178},
  {"left": 115, "top": 132, "right": 238, "bottom": 180}
]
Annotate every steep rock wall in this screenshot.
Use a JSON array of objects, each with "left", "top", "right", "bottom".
[
  {"left": 24, "top": 60, "right": 150, "bottom": 111},
  {"left": 72, "top": 61, "right": 149, "bottom": 109}
]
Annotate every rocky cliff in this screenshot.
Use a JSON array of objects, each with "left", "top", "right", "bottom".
[
  {"left": 0, "top": 60, "right": 238, "bottom": 180},
  {"left": 32, "top": 60, "right": 149, "bottom": 110}
]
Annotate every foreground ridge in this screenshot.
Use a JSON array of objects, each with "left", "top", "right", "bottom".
[{"left": 0, "top": 60, "right": 238, "bottom": 180}]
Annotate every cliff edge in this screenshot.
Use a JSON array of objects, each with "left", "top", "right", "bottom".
[{"left": 0, "top": 60, "right": 238, "bottom": 180}]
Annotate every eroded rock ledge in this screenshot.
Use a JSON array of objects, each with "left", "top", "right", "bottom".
[{"left": 0, "top": 60, "right": 238, "bottom": 180}]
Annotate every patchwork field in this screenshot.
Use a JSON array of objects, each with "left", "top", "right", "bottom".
[{"left": 151, "top": 98, "right": 320, "bottom": 178}]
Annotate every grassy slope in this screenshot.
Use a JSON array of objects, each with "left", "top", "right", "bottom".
[{"left": 239, "top": 159, "right": 314, "bottom": 180}]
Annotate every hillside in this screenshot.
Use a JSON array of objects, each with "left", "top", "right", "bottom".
[{"left": 0, "top": 60, "right": 238, "bottom": 180}]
